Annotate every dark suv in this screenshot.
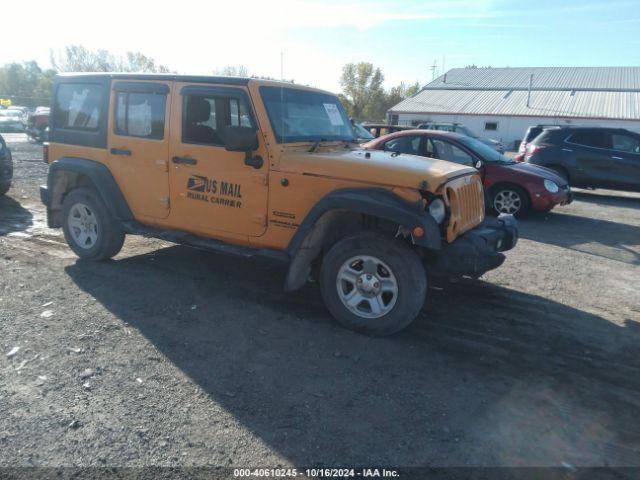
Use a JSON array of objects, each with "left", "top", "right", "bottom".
[
  {"left": 525, "top": 127, "right": 640, "bottom": 192},
  {"left": 0, "top": 134, "right": 13, "bottom": 196}
]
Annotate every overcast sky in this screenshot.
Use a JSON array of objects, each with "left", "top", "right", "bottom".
[{"left": 2, "top": 0, "right": 639, "bottom": 92}]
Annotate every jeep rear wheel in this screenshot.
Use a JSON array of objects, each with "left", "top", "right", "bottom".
[
  {"left": 62, "top": 187, "right": 125, "bottom": 260},
  {"left": 320, "top": 233, "right": 427, "bottom": 336}
]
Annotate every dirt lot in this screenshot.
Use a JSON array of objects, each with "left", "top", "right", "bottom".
[{"left": 1, "top": 136, "right": 639, "bottom": 469}]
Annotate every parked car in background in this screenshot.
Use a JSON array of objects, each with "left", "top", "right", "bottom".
[
  {"left": 26, "top": 106, "right": 50, "bottom": 143},
  {"left": 350, "top": 120, "right": 375, "bottom": 143},
  {"left": 0, "top": 109, "right": 26, "bottom": 132},
  {"left": 418, "top": 122, "right": 505, "bottom": 154},
  {"left": 7, "top": 106, "right": 30, "bottom": 124},
  {"left": 525, "top": 127, "right": 640, "bottom": 192},
  {"left": 515, "top": 125, "right": 559, "bottom": 161},
  {"left": 364, "top": 130, "right": 571, "bottom": 216},
  {"left": 0, "top": 134, "right": 13, "bottom": 195},
  {"left": 361, "top": 123, "right": 414, "bottom": 138}
]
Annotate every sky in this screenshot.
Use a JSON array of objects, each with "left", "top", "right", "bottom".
[{"left": 2, "top": 0, "right": 639, "bottom": 92}]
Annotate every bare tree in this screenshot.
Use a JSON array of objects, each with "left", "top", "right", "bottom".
[
  {"left": 50, "top": 45, "right": 172, "bottom": 73},
  {"left": 214, "top": 65, "right": 249, "bottom": 77}
]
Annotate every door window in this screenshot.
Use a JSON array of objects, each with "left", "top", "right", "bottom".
[
  {"left": 383, "top": 136, "right": 421, "bottom": 155},
  {"left": 183, "top": 94, "right": 253, "bottom": 146},
  {"left": 115, "top": 92, "right": 166, "bottom": 139},
  {"left": 611, "top": 133, "right": 640, "bottom": 154},
  {"left": 430, "top": 138, "right": 475, "bottom": 166}
]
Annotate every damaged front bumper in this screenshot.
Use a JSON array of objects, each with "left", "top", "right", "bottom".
[{"left": 432, "top": 214, "right": 518, "bottom": 279}]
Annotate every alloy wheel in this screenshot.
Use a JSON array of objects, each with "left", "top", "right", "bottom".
[
  {"left": 67, "top": 203, "right": 99, "bottom": 249},
  {"left": 336, "top": 255, "right": 398, "bottom": 319}
]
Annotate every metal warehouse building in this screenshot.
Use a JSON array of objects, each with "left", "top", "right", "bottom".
[{"left": 388, "top": 67, "right": 640, "bottom": 150}]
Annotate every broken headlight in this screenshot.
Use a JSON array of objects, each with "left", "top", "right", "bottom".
[{"left": 428, "top": 198, "right": 446, "bottom": 224}]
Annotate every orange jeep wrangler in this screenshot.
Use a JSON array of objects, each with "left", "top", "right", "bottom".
[{"left": 41, "top": 73, "right": 517, "bottom": 335}]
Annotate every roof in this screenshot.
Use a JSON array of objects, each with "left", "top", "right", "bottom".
[
  {"left": 425, "top": 67, "right": 640, "bottom": 92},
  {"left": 390, "top": 67, "right": 640, "bottom": 120},
  {"left": 54, "top": 72, "right": 324, "bottom": 93}
]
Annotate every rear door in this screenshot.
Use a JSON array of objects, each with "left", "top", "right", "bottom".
[
  {"left": 610, "top": 131, "right": 640, "bottom": 191},
  {"left": 107, "top": 81, "right": 172, "bottom": 220}
]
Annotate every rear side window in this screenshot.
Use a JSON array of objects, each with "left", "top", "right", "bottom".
[
  {"left": 54, "top": 83, "right": 103, "bottom": 131},
  {"left": 567, "top": 130, "right": 610, "bottom": 149},
  {"left": 611, "top": 133, "right": 640, "bottom": 154},
  {"left": 115, "top": 92, "right": 166, "bottom": 139},
  {"left": 525, "top": 127, "right": 543, "bottom": 142}
]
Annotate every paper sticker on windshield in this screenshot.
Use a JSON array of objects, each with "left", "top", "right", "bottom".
[{"left": 323, "top": 103, "right": 344, "bottom": 126}]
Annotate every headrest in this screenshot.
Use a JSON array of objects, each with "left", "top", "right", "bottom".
[{"left": 186, "top": 96, "right": 211, "bottom": 123}]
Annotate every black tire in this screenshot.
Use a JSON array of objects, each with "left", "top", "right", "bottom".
[
  {"left": 319, "top": 232, "right": 427, "bottom": 336},
  {"left": 61, "top": 187, "right": 125, "bottom": 260},
  {"left": 489, "top": 184, "right": 530, "bottom": 217},
  {"left": 0, "top": 182, "right": 9, "bottom": 196}
]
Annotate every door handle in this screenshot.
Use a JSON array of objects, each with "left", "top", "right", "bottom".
[
  {"left": 110, "top": 148, "right": 132, "bottom": 156},
  {"left": 172, "top": 156, "right": 197, "bottom": 165},
  {"left": 562, "top": 148, "right": 573, "bottom": 152},
  {"left": 611, "top": 156, "right": 623, "bottom": 160}
]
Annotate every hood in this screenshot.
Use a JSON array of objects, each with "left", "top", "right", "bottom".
[
  {"left": 279, "top": 145, "right": 476, "bottom": 190},
  {"left": 503, "top": 161, "right": 568, "bottom": 186}
]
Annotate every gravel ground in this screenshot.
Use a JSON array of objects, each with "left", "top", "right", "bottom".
[{"left": 1, "top": 136, "right": 639, "bottom": 469}]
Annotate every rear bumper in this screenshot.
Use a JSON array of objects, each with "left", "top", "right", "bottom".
[{"left": 432, "top": 214, "right": 518, "bottom": 279}]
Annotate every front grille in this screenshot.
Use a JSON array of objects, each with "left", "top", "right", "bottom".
[{"left": 444, "top": 174, "right": 485, "bottom": 242}]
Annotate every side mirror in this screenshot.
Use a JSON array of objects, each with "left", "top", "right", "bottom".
[
  {"left": 221, "top": 126, "right": 263, "bottom": 169},
  {"left": 221, "top": 126, "right": 259, "bottom": 152}
]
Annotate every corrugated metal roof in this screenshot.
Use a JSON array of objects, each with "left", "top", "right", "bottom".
[
  {"left": 426, "top": 67, "right": 640, "bottom": 91},
  {"left": 390, "top": 89, "right": 640, "bottom": 120}
]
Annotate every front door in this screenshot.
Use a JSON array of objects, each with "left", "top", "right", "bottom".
[
  {"left": 107, "top": 81, "right": 172, "bottom": 220},
  {"left": 167, "top": 83, "right": 269, "bottom": 238},
  {"left": 565, "top": 130, "right": 613, "bottom": 188}
]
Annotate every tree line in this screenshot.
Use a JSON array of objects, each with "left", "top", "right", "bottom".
[{"left": 0, "top": 45, "right": 421, "bottom": 120}]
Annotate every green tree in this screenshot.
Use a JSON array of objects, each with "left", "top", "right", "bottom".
[
  {"left": 384, "top": 81, "right": 421, "bottom": 113},
  {"left": 339, "top": 62, "right": 421, "bottom": 122},
  {"left": 339, "top": 62, "right": 385, "bottom": 121},
  {"left": 0, "top": 61, "right": 49, "bottom": 107}
]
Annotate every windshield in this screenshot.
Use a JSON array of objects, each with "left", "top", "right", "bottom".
[
  {"left": 353, "top": 123, "right": 374, "bottom": 140},
  {"left": 260, "top": 86, "right": 355, "bottom": 143},
  {"left": 458, "top": 136, "right": 513, "bottom": 164}
]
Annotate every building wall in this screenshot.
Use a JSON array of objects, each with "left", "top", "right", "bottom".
[{"left": 393, "top": 113, "right": 640, "bottom": 150}]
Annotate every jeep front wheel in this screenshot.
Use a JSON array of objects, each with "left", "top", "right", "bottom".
[
  {"left": 61, "top": 187, "right": 125, "bottom": 260},
  {"left": 320, "top": 233, "right": 427, "bottom": 336}
]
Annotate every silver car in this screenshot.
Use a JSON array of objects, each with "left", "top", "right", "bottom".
[{"left": 418, "top": 122, "right": 504, "bottom": 153}]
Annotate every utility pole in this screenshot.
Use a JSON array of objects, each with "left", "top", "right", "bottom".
[
  {"left": 430, "top": 60, "right": 438, "bottom": 81},
  {"left": 527, "top": 74, "right": 534, "bottom": 108}
]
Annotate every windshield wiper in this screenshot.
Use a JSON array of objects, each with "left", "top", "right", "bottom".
[{"left": 308, "top": 138, "right": 327, "bottom": 152}]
